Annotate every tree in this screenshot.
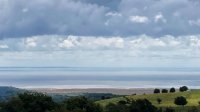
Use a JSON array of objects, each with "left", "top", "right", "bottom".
[
  {"left": 129, "top": 99, "right": 158, "bottom": 112},
  {"left": 105, "top": 103, "right": 129, "bottom": 112},
  {"left": 64, "top": 96, "right": 102, "bottom": 112},
  {"left": 165, "top": 108, "right": 175, "bottom": 112},
  {"left": 1, "top": 92, "right": 56, "bottom": 112},
  {"left": 169, "top": 88, "right": 176, "bottom": 93},
  {"left": 118, "top": 100, "right": 127, "bottom": 105},
  {"left": 157, "top": 98, "right": 162, "bottom": 104},
  {"left": 162, "top": 89, "right": 168, "bottom": 93},
  {"left": 174, "top": 96, "right": 187, "bottom": 106},
  {"left": 154, "top": 89, "right": 160, "bottom": 94},
  {"left": 179, "top": 86, "right": 188, "bottom": 92}
]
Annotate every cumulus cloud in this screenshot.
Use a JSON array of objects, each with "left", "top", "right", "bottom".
[
  {"left": 0, "top": 44, "right": 8, "bottom": 49},
  {"left": 189, "top": 19, "right": 200, "bottom": 26},
  {"left": 1, "top": 35, "right": 200, "bottom": 67},
  {"left": 129, "top": 16, "right": 149, "bottom": 23},
  {"left": 25, "top": 37, "right": 37, "bottom": 48},
  {"left": 106, "top": 12, "right": 122, "bottom": 17},
  {"left": 154, "top": 13, "right": 167, "bottom": 23}
]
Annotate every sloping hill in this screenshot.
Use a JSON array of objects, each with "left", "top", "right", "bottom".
[
  {"left": 96, "top": 90, "right": 200, "bottom": 107},
  {"left": 0, "top": 86, "right": 24, "bottom": 101}
]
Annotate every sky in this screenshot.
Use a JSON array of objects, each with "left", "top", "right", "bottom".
[{"left": 0, "top": 0, "right": 200, "bottom": 67}]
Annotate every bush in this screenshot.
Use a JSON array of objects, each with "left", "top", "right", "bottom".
[
  {"left": 129, "top": 99, "right": 158, "bottom": 112},
  {"left": 179, "top": 86, "right": 188, "bottom": 92},
  {"left": 118, "top": 100, "right": 127, "bottom": 105},
  {"left": 162, "top": 89, "right": 168, "bottom": 93},
  {"left": 174, "top": 96, "right": 187, "bottom": 106},
  {"left": 105, "top": 103, "right": 129, "bottom": 112},
  {"left": 154, "top": 89, "right": 160, "bottom": 94},
  {"left": 165, "top": 108, "right": 175, "bottom": 112},
  {"left": 1, "top": 92, "right": 56, "bottom": 112},
  {"left": 169, "top": 87, "right": 176, "bottom": 93},
  {"left": 64, "top": 96, "right": 102, "bottom": 112},
  {"left": 157, "top": 98, "right": 162, "bottom": 104}
]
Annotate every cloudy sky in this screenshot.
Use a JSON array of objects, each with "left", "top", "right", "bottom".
[{"left": 0, "top": 0, "right": 200, "bottom": 67}]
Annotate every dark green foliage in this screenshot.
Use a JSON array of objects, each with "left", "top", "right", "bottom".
[
  {"left": 165, "top": 108, "right": 175, "bottom": 112},
  {"left": 161, "top": 89, "right": 168, "bottom": 93},
  {"left": 179, "top": 86, "right": 188, "bottom": 92},
  {"left": 154, "top": 89, "right": 160, "bottom": 94},
  {"left": 129, "top": 99, "right": 158, "bottom": 112},
  {"left": 1, "top": 92, "right": 55, "bottom": 112},
  {"left": 118, "top": 100, "right": 127, "bottom": 105},
  {"left": 0, "top": 86, "right": 24, "bottom": 101},
  {"left": 63, "top": 96, "right": 102, "bottom": 112},
  {"left": 169, "top": 88, "right": 176, "bottom": 93},
  {"left": 174, "top": 96, "right": 187, "bottom": 106},
  {"left": 188, "top": 106, "right": 198, "bottom": 112},
  {"left": 83, "top": 93, "right": 115, "bottom": 100},
  {"left": 105, "top": 103, "right": 129, "bottom": 112},
  {"left": 157, "top": 98, "right": 162, "bottom": 104},
  {"left": 1, "top": 97, "right": 23, "bottom": 112}
]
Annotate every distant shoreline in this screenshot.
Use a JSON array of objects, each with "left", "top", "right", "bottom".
[{"left": 29, "top": 88, "right": 156, "bottom": 95}]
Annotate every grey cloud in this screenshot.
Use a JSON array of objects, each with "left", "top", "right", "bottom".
[{"left": 0, "top": 0, "right": 200, "bottom": 38}]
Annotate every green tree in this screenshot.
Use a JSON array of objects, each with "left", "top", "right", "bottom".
[
  {"left": 174, "top": 96, "right": 187, "bottom": 106},
  {"left": 157, "top": 98, "right": 162, "bottom": 104},
  {"left": 169, "top": 87, "right": 175, "bottom": 93},
  {"left": 161, "top": 89, "right": 168, "bottom": 93},
  {"left": 129, "top": 99, "right": 158, "bottom": 112},
  {"left": 165, "top": 108, "right": 175, "bottom": 112},
  {"left": 105, "top": 103, "right": 129, "bottom": 112},
  {"left": 154, "top": 89, "right": 160, "bottom": 94},
  {"left": 1, "top": 92, "right": 55, "bottom": 112},
  {"left": 179, "top": 86, "right": 188, "bottom": 92},
  {"left": 64, "top": 96, "right": 102, "bottom": 112}
]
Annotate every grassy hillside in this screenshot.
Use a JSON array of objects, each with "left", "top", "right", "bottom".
[{"left": 96, "top": 90, "right": 200, "bottom": 108}]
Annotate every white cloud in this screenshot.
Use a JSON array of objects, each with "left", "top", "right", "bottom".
[
  {"left": 129, "top": 16, "right": 149, "bottom": 23},
  {"left": 154, "top": 13, "right": 167, "bottom": 23},
  {"left": 25, "top": 37, "right": 37, "bottom": 47},
  {"left": 0, "top": 44, "right": 8, "bottom": 49},
  {"left": 1, "top": 35, "right": 200, "bottom": 67},
  {"left": 106, "top": 12, "right": 122, "bottom": 17},
  {"left": 189, "top": 19, "right": 200, "bottom": 26}
]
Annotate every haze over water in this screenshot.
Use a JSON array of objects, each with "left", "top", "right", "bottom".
[{"left": 0, "top": 67, "right": 199, "bottom": 89}]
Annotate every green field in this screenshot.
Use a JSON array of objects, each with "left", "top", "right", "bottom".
[{"left": 96, "top": 90, "right": 200, "bottom": 108}]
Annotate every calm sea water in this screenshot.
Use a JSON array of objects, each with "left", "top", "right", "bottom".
[{"left": 0, "top": 67, "right": 200, "bottom": 89}]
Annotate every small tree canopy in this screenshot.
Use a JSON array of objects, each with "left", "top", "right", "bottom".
[
  {"left": 157, "top": 98, "right": 162, "bottom": 104},
  {"left": 174, "top": 96, "right": 187, "bottom": 106},
  {"left": 161, "top": 89, "right": 168, "bottom": 93},
  {"left": 153, "top": 89, "right": 160, "bottom": 94},
  {"left": 179, "top": 86, "right": 188, "bottom": 92},
  {"left": 169, "top": 87, "right": 176, "bottom": 93}
]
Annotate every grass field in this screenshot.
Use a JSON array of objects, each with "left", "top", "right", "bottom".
[{"left": 96, "top": 90, "right": 200, "bottom": 108}]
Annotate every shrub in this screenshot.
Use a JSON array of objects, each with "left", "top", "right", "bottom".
[
  {"left": 165, "top": 108, "right": 175, "bottom": 112},
  {"left": 157, "top": 98, "right": 162, "bottom": 104},
  {"left": 64, "top": 96, "right": 102, "bottom": 112},
  {"left": 161, "top": 89, "right": 168, "bottom": 93},
  {"left": 179, "top": 86, "right": 188, "bottom": 92},
  {"left": 129, "top": 99, "right": 158, "bottom": 112},
  {"left": 174, "top": 96, "right": 187, "bottom": 106},
  {"left": 118, "top": 100, "right": 127, "bottom": 105},
  {"left": 169, "top": 87, "right": 176, "bottom": 93},
  {"left": 154, "top": 89, "right": 160, "bottom": 94}
]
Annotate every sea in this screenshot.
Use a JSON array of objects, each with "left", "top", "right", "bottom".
[{"left": 0, "top": 67, "right": 200, "bottom": 89}]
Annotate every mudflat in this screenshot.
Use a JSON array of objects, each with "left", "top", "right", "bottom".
[{"left": 30, "top": 88, "right": 154, "bottom": 95}]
